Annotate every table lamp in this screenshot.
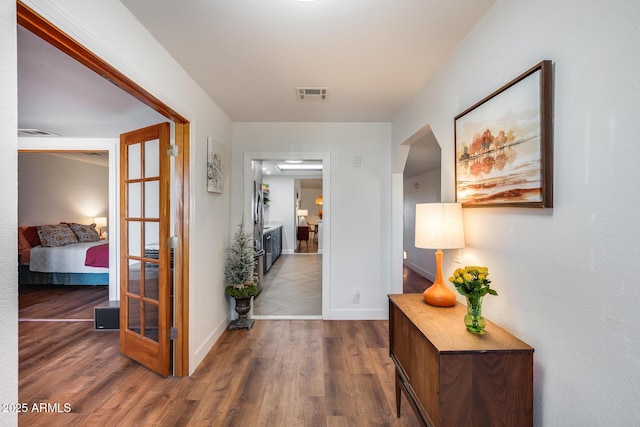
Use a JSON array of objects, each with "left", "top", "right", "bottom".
[
  {"left": 297, "top": 209, "right": 308, "bottom": 226},
  {"left": 94, "top": 216, "right": 107, "bottom": 239},
  {"left": 414, "top": 203, "right": 465, "bottom": 306}
]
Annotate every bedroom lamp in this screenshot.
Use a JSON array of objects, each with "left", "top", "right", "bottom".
[
  {"left": 415, "top": 203, "right": 465, "bottom": 307},
  {"left": 94, "top": 216, "right": 107, "bottom": 239},
  {"left": 315, "top": 196, "right": 323, "bottom": 206}
]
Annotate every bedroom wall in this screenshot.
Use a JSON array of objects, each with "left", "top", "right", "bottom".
[
  {"left": 21, "top": 0, "right": 234, "bottom": 375},
  {"left": 0, "top": 0, "right": 18, "bottom": 425},
  {"left": 392, "top": 0, "right": 640, "bottom": 424},
  {"left": 18, "top": 153, "right": 109, "bottom": 226}
]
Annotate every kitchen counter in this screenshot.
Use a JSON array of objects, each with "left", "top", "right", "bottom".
[
  {"left": 262, "top": 224, "right": 283, "bottom": 274},
  {"left": 263, "top": 222, "right": 283, "bottom": 232}
]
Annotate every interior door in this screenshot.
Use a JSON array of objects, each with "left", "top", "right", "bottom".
[{"left": 120, "top": 122, "right": 171, "bottom": 376}]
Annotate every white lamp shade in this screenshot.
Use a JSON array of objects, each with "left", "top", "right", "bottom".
[
  {"left": 297, "top": 210, "right": 308, "bottom": 216},
  {"left": 94, "top": 217, "right": 108, "bottom": 228},
  {"left": 415, "top": 203, "right": 465, "bottom": 249}
]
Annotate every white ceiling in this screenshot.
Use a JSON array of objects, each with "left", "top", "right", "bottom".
[
  {"left": 17, "top": 0, "right": 495, "bottom": 173},
  {"left": 120, "top": 0, "right": 494, "bottom": 122},
  {"left": 17, "top": 26, "right": 166, "bottom": 138}
]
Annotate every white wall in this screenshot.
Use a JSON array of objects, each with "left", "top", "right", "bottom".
[
  {"left": 262, "top": 175, "right": 295, "bottom": 252},
  {"left": 18, "top": 153, "right": 109, "bottom": 225},
  {"left": 233, "top": 122, "right": 392, "bottom": 319},
  {"left": 392, "top": 0, "right": 640, "bottom": 424},
  {"left": 20, "top": 0, "right": 234, "bottom": 375},
  {"left": 403, "top": 168, "right": 441, "bottom": 281},
  {"left": 0, "top": 0, "right": 18, "bottom": 425}
]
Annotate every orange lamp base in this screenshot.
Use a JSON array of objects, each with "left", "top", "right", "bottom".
[
  {"left": 423, "top": 249, "right": 456, "bottom": 307},
  {"left": 423, "top": 281, "right": 456, "bottom": 307}
]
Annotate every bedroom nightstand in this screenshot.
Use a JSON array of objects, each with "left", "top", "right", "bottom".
[{"left": 94, "top": 300, "right": 120, "bottom": 330}]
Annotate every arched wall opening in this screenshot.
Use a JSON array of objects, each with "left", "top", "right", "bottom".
[{"left": 390, "top": 124, "right": 442, "bottom": 294}]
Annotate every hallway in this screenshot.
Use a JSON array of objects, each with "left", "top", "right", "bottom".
[
  {"left": 18, "top": 285, "right": 419, "bottom": 426},
  {"left": 253, "top": 254, "right": 322, "bottom": 317}
]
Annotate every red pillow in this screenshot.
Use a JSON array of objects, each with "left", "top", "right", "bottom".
[{"left": 23, "top": 226, "right": 41, "bottom": 247}]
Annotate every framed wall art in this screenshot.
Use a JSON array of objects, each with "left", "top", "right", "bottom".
[
  {"left": 207, "top": 137, "right": 224, "bottom": 193},
  {"left": 454, "top": 60, "right": 553, "bottom": 208}
]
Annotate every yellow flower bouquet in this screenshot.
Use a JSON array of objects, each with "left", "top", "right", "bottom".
[
  {"left": 449, "top": 266, "right": 497, "bottom": 334},
  {"left": 449, "top": 266, "right": 498, "bottom": 298}
]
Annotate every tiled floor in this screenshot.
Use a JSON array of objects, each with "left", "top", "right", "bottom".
[
  {"left": 252, "top": 258, "right": 430, "bottom": 317},
  {"left": 253, "top": 253, "right": 322, "bottom": 317}
]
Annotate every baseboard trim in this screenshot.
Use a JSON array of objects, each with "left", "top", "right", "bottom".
[
  {"left": 191, "top": 314, "right": 228, "bottom": 375},
  {"left": 329, "top": 308, "right": 387, "bottom": 320}
]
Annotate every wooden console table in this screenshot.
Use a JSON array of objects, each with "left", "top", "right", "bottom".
[{"left": 389, "top": 293, "right": 534, "bottom": 427}]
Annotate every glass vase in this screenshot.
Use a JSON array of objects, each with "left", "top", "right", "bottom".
[{"left": 464, "top": 296, "right": 486, "bottom": 334}]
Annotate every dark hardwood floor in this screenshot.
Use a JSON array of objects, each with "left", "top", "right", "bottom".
[
  {"left": 18, "top": 285, "right": 420, "bottom": 426},
  {"left": 19, "top": 284, "right": 109, "bottom": 319},
  {"left": 402, "top": 265, "right": 432, "bottom": 294}
]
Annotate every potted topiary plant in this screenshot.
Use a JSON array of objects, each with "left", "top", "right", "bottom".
[{"left": 224, "top": 220, "right": 258, "bottom": 330}]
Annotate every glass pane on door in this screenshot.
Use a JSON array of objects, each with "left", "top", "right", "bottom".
[
  {"left": 144, "top": 303, "right": 159, "bottom": 342},
  {"left": 127, "top": 262, "right": 141, "bottom": 295},
  {"left": 143, "top": 262, "right": 159, "bottom": 300},
  {"left": 128, "top": 143, "right": 141, "bottom": 180},
  {"left": 128, "top": 221, "right": 142, "bottom": 258},
  {"left": 144, "top": 139, "right": 160, "bottom": 178},
  {"left": 128, "top": 296, "right": 141, "bottom": 333},
  {"left": 144, "top": 181, "right": 160, "bottom": 218},
  {"left": 128, "top": 182, "right": 141, "bottom": 218}
]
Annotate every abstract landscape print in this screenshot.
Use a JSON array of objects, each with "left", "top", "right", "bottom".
[
  {"left": 207, "top": 138, "right": 224, "bottom": 193},
  {"left": 455, "top": 61, "right": 552, "bottom": 208}
]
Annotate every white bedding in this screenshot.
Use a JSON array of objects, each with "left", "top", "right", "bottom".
[{"left": 29, "top": 241, "right": 109, "bottom": 274}]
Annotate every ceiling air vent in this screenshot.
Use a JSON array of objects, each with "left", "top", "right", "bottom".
[
  {"left": 18, "top": 128, "right": 59, "bottom": 137},
  {"left": 296, "top": 87, "right": 329, "bottom": 100}
]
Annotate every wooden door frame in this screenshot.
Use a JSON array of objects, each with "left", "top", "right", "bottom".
[{"left": 18, "top": 2, "right": 190, "bottom": 376}]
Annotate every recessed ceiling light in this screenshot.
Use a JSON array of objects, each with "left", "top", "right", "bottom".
[
  {"left": 276, "top": 163, "right": 323, "bottom": 171},
  {"left": 285, "top": 160, "right": 303, "bottom": 163}
]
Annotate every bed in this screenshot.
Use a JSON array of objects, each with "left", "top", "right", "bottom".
[{"left": 19, "top": 223, "right": 109, "bottom": 286}]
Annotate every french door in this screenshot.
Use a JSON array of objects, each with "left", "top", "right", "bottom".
[{"left": 120, "top": 123, "right": 172, "bottom": 376}]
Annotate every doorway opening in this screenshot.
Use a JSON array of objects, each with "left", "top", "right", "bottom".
[
  {"left": 244, "top": 153, "right": 330, "bottom": 319},
  {"left": 294, "top": 177, "right": 322, "bottom": 254},
  {"left": 17, "top": 149, "right": 117, "bottom": 297},
  {"left": 17, "top": 3, "right": 191, "bottom": 375},
  {"left": 397, "top": 125, "right": 442, "bottom": 294}
]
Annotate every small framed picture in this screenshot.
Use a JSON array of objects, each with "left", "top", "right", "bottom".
[{"left": 207, "top": 137, "right": 224, "bottom": 193}]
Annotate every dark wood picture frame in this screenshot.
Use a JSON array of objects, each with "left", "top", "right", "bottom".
[{"left": 454, "top": 60, "right": 553, "bottom": 208}]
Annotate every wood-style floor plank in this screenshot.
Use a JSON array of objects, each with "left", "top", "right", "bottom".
[
  {"left": 19, "top": 286, "right": 420, "bottom": 426},
  {"left": 403, "top": 265, "right": 433, "bottom": 294}
]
